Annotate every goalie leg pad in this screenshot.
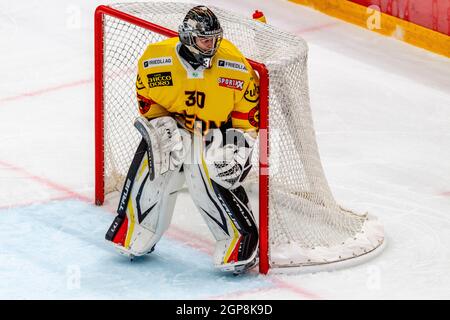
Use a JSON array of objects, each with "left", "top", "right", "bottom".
[
  {"left": 184, "top": 133, "right": 258, "bottom": 273},
  {"left": 210, "top": 183, "right": 259, "bottom": 273},
  {"left": 106, "top": 128, "right": 191, "bottom": 257}
]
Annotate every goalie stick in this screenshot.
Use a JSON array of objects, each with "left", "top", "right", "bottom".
[
  {"left": 105, "top": 138, "right": 148, "bottom": 242},
  {"left": 133, "top": 117, "right": 157, "bottom": 181}
]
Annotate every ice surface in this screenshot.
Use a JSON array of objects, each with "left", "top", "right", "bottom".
[{"left": 0, "top": 0, "right": 449, "bottom": 299}]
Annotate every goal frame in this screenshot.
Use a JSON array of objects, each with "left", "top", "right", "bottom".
[{"left": 94, "top": 5, "right": 271, "bottom": 274}]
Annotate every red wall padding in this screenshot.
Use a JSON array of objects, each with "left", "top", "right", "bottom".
[{"left": 349, "top": 0, "right": 450, "bottom": 35}]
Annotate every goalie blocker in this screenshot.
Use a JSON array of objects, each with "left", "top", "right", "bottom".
[{"left": 105, "top": 116, "right": 259, "bottom": 274}]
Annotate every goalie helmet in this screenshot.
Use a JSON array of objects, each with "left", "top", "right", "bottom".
[{"left": 178, "top": 6, "right": 223, "bottom": 68}]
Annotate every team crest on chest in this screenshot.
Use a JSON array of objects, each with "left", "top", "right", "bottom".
[{"left": 218, "top": 77, "right": 244, "bottom": 90}]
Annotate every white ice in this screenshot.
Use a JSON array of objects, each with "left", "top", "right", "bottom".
[{"left": 0, "top": 0, "right": 449, "bottom": 299}]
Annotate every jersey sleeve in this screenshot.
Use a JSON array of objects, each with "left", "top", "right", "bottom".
[
  {"left": 231, "top": 68, "right": 260, "bottom": 132},
  {"left": 136, "top": 68, "right": 170, "bottom": 120}
]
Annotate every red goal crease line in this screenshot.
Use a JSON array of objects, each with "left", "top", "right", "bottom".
[
  {"left": 0, "top": 79, "right": 93, "bottom": 105},
  {"left": 0, "top": 159, "right": 92, "bottom": 205},
  {"left": 94, "top": 5, "right": 270, "bottom": 274}
]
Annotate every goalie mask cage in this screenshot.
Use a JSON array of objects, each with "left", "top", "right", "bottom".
[{"left": 94, "top": 2, "right": 385, "bottom": 274}]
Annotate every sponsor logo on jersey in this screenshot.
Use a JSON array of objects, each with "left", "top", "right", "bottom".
[
  {"left": 136, "top": 75, "right": 146, "bottom": 90},
  {"left": 143, "top": 57, "right": 173, "bottom": 68},
  {"left": 217, "top": 59, "right": 247, "bottom": 73},
  {"left": 218, "top": 77, "right": 244, "bottom": 90},
  {"left": 244, "top": 83, "right": 259, "bottom": 103},
  {"left": 189, "top": 71, "right": 203, "bottom": 79},
  {"left": 248, "top": 106, "right": 259, "bottom": 127},
  {"left": 137, "top": 93, "right": 154, "bottom": 115},
  {"left": 147, "top": 72, "right": 173, "bottom": 88}
]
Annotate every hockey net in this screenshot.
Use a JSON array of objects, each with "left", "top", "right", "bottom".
[{"left": 95, "top": 2, "right": 385, "bottom": 274}]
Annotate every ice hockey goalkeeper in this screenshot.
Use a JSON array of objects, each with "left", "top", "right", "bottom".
[{"left": 105, "top": 6, "right": 260, "bottom": 274}]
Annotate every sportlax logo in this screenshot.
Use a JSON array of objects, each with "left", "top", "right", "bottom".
[{"left": 218, "top": 77, "right": 244, "bottom": 90}]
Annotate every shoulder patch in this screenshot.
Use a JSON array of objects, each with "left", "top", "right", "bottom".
[
  {"left": 143, "top": 57, "right": 173, "bottom": 68},
  {"left": 217, "top": 59, "right": 248, "bottom": 73},
  {"left": 248, "top": 106, "right": 259, "bottom": 127},
  {"left": 137, "top": 93, "right": 154, "bottom": 115},
  {"left": 136, "top": 75, "right": 146, "bottom": 90}
]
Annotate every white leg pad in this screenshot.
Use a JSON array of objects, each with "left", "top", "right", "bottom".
[
  {"left": 184, "top": 133, "right": 258, "bottom": 272},
  {"left": 114, "top": 128, "right": 191, "bottom": 257}
]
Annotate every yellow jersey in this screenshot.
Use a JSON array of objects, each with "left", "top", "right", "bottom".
[{"left": 135, "top": 37, "right": 259, "bottom": 133}]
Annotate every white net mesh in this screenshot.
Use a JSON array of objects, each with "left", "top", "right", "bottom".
[{"left": 99, "top": 1, "right": 384, "bottom": 269}]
